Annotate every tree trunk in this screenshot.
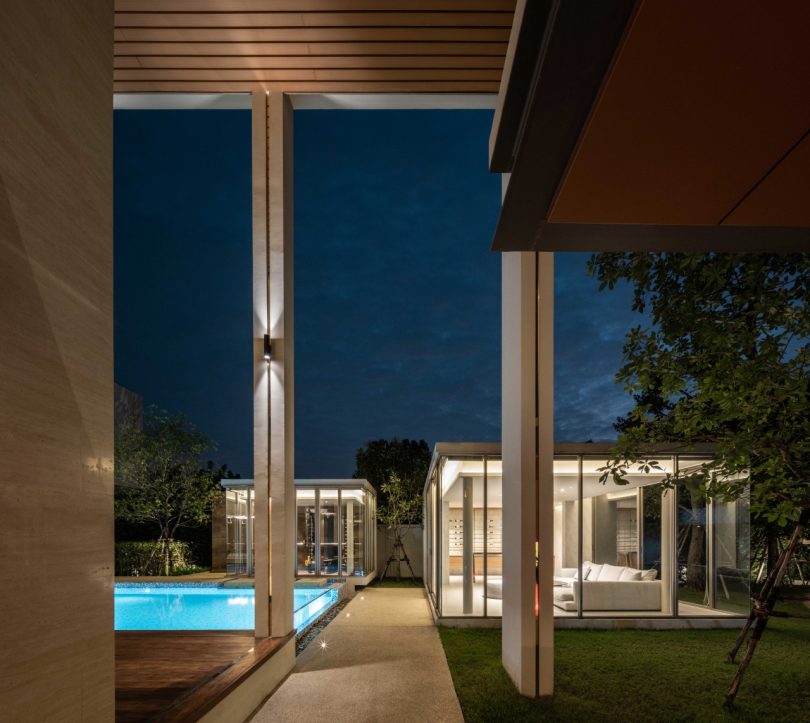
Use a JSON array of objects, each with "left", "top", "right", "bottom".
[
  {"left": 686, "top": 522, "right": 706, "bottom": 591},
  {"left": 725, "top": 543, "right": 787, "bottom": 664},
  {"left": 725, "top": 513, "right": 807, "bottom": 706},
  {"left": 162, "top": 537, "right": 172, "bottom": 577},
  {"left": 766, "top": 530, "right": 780, "bottom": 577},
  {"left": 396, "top": 531, "right": 402, "bottom": 582}
]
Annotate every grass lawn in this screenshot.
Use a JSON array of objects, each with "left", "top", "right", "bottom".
[{"left": 439, "top": 616, "right": 810, "bottom": 722}]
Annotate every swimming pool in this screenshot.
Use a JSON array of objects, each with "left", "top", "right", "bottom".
[{"left": 114, "top": 584, "right": 339, "bottom": 633}]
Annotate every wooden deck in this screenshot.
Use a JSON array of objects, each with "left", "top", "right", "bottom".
[{"left": 116, "top": 630, "right": 292, "bottom": 722}]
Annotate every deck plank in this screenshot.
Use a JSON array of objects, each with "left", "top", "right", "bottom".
[{"left": 115, "top": 630, "right": 290, "bottom": 722}]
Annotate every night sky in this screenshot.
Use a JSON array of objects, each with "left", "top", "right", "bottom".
[{"left": 114, "top": 109, "right": 639, "bottom": 480}]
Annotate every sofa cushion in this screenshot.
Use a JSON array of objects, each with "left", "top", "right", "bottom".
[
  {"left": 640, "top": 568, "right": 658, "bottom": 581},
  {"left": 619, "top": 567, "right": 642, "bottom": 581},
  {"left": 598, "top": 563, "right": 625, "bottom": 581},
  {"left": 586, "top": 563, "right": 603, "bottom": 580}
]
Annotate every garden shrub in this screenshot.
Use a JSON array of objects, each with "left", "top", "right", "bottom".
[{"left": 115, "top": 540, "right": 193, "bottom": 576}]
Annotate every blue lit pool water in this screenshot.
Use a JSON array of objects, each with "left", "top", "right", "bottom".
[{"left": 114, "top": 584, "right": 338, "bottom": 632}]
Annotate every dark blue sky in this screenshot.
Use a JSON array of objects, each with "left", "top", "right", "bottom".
[{"left": 114, "top": 109, "right": 638, "bottom": 479}]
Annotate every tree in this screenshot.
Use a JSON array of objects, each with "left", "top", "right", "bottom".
[
  {"left": 588, "top": 252, "right": 809, "bottom": 704},
  {"left": 377, "top": 472, "right": 422, "bottom": 581},
  {"left": 115, "top": 407, "right": 224, "bottom": 575},
  {"left": 354, "top": 437, "right": 430, "bottom": 524}
]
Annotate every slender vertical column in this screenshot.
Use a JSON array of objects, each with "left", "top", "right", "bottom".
[
  {"left": 346, "top": 498, "right": 354, "bottom": 575},
  {"left": 252, "top": 91, "right": 271, "bottom": 637},
  {"left": 706, "top": 497, "right": 715, "bottom": 609},
  {"left": 536, "top": 251, "right": 554, "bottom": 698},
  {"left": 462, "top": 476, "right": 474, "bottom": 613},
  {"left": 661, "top": 487, "right": 676, "bottom": 615},
  {"left": 246, "top": 488, "right": 254, "bottom": 576},
  {"left": 501, "top": 251, "right": 538, "bottom": 696},
  {"left": 442, "top": 501, "right": 451, "bottom": 587},
  {"left": 268, "top": 91, "right": 295, "bottom": 637}
]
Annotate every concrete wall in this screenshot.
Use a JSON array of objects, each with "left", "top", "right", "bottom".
[
  {"left": 377, "top": 525, "right": 424, "bottom": 579},
  {"left": 0, "top": 1, "right": 114, "bottom": 720}
]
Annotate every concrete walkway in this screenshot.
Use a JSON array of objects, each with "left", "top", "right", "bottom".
[{"left": 251, "top": 587, "right": 464, "bottom": 723}]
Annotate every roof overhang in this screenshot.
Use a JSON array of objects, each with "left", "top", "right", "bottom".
[
  {"left": 114, "top": 1, "right": 515, "bottom": 95},
  {"left": 490, "top": 0, "right": 810, "bottom": 252}
]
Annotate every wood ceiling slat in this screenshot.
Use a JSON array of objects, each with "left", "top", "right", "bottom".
[
  {"left": 115, "top": 1, "right": 516, "bottom": 12},
  {"left": 115, "top": 68, "right": 503, "bottom": 81},
  {"left": 114, "top": 80, "right": 501, "bottom": 92},
  {"left": 115, "top": 27, "right": 511, "bottom": 42},
  {"left": 116, "top": 55, "right": 505, "bottom": 69},
  {"left": 113, "top": 1, "right": 513, "bottom": 93},
  {"left": 115, "top": 12, "right": 514, "bottom": 28},
  {"left": 114, "top": 41, "right": 509, "bottom": 56}
]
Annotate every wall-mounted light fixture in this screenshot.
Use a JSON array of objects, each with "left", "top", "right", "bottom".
[{"left": 263, "top": 334, "right": 272, "bottom": 361}]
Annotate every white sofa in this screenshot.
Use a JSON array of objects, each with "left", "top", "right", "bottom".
[{"left": 554, "top": 562, "right": 661, "bottom": 612}]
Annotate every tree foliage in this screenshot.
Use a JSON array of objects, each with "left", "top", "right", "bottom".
[
  {"left": 354, "top": 437, "right": 430, "bottom": 523},
  {"left": 115, "top": 407, "right": 223, "bottom": 574},
  {"left": 587, "top": 252, "right": 810, "bottom": 527},
  {"left": 377, "top": 472, "right": 423, "bottom": 538},
  {"left": 588, "top": 252, "right": 810, "bottom": 702}
]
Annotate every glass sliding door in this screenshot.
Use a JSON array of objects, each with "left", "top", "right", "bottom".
[
  {"left": 341, "top": 489, "right": 366, "bottom": 576},
  {"left": 483, "top": 456, "right": 502, "bottom": 617},
  {"left": 319, "top": 490, "right": 339, "bottom": 575},
  {"left": 712, "top": 489, "right": 750, "bottom": 614},
  {"left": 677, "top": 478, "right": 710, "bottom": 611},
  {"left": 551, "top": 456, "right": 579, "bottom": 617},
  {"left": 578, "top": 457, "right": 669, "bottom": 616},
  {"left": 296, "top": 489, "right": 317, "bottom": 575},
  {"left": 225, "top": 489, "right": 253, "bottom": 575},
  {"left": 439, "top": 457, "right": 487, "bottom": 616}
]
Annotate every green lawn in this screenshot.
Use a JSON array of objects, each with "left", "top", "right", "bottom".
[{"left": 439, "top": 617, "right": 810, "bottom": 722}]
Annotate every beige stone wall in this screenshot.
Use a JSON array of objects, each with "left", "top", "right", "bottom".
[
  {"left": 0, "top": 1, "right": 114, "bottom": 720},
  {"left": 377, "top": 525, "right": 424, "bottom": 579}
]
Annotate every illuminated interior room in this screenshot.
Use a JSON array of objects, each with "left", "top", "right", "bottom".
[{"left": 424, "top": 443, "right": 750, "bottom": 624}]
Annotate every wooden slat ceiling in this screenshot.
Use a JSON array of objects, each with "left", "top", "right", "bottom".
[{"left": 114, "top": 0, "right": 516, "bottom": 93}]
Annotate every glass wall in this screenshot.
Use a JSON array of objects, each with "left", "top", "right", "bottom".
[
  {"left": 319, "top": 490, "right": 339, "bottom": 575},
  {"left": 296, "top": 488, "right": 316, "bottom": 575},
  {"left": 424, "top": 452, "right": 502, "bottom": 618},
  {"left": 573, "top": 458, "right": 672, "bottom": 616},
  {"left": 225, "top": 488, "right": 254, "bottom": 575},
  {"left": 425, "top": 446, "right": 750, "bottom": 621},
  {"left": 677, "top": 475, "right": 709, "bottom": 609},
  {"left": 294, "top": 481, "right": 377, "bottom": 578},
  {"left": 712, "top": 490, "right": 750, "bottom": 614},
  {"left": 340, "top": 488, "right": 366, "bottom": 576}
]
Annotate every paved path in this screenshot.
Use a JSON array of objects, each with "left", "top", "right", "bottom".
[{"left": 251, "top": 587, "right": 464, "bottom": 723}]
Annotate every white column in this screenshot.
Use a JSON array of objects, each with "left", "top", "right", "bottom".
[
  {"left": 442, "top": 500, "right": 450, "bottom": 587},
  {"left": 661, "top": 485, "right": 676, "bottom": 616},
  {"left": 268, "top": 91, "right": 295, "bottom": 637},
  {"left": 501, "top": 251, "right": 538, "bottom": 696},
  {"left": 252, "top": 91, "right": 271, "bottom": 637},
  {"left": 346, "top": 498, "right": 354, "bottom": 575},
  {"left": 537, "top": 251, "right": 554, "bottom": 698},
  {"left": 462, "top": 476, "right": 474, "bottom": 614}
]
